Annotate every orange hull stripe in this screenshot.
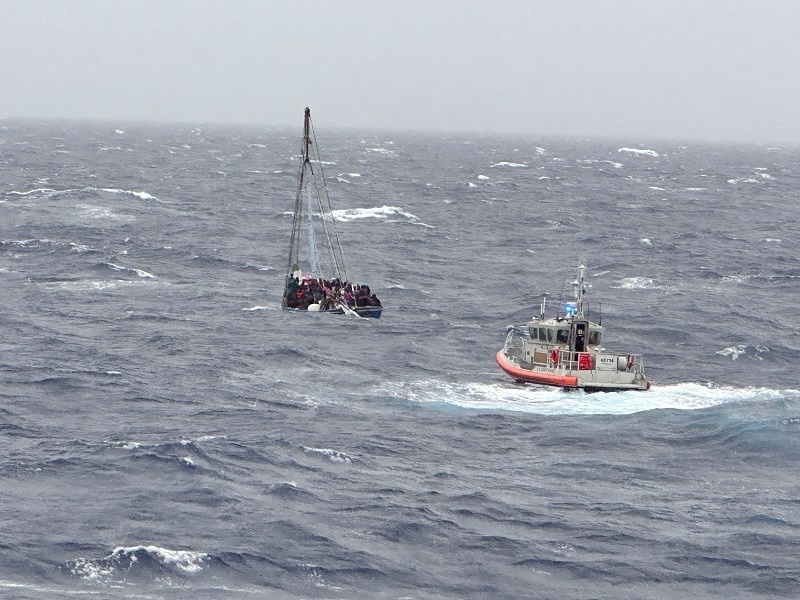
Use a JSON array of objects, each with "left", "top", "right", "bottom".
[{"left": 496, "top": 351, "right": 578, "bottom": 387}]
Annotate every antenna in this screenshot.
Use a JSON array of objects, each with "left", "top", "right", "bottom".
[
  {"left": 575, "top": 260, "right": 586, "bottom": 318},
  {"left": 555, "top": 278, "right": 566, "bottom": 321}
]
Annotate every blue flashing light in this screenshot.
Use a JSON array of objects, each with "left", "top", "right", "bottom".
[{"left": 564, "top": 303, "right": 577, "bottom": 316}]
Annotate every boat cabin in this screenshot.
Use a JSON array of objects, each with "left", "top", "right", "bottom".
[{"left": 527, "top": 319, "right": 603, "bottom": 351}]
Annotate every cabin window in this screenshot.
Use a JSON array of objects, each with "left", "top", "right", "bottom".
[
  {"left": 556, "top": 329, "right": 569, "bottom": 343},
  {"left": 588, "top": 331, "right": 601, "bottom": 345},
  {"left": 538, "top": 328, "right": 548, "bottom": 342},
  {"left": 546, "top": 329, "right": 554, "bottom": 342}
]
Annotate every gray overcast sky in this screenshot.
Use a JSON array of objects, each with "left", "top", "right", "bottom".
[{"left": 2, "top": 0, "right": 799, "bottom": 143}]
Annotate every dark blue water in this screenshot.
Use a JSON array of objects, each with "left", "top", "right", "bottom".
[{"left": 1, "top": 120, "right": 799, "bottom": 599}]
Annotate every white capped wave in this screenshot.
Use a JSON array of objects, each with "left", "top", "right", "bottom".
[
  {"left": 381, "top": 380, "right": 797, "bottom": 416},
  {"left": 618, "top": 147, "right": 659, "bottom": 157},
  {"left": 4, "top": 187, "right": 57, "bottom": 196},
  {"left": 107, "top": 263, "right": 155, "bottom": 279},
  {"left": 303, "top": 446, "right": 353, "bottom": 463},
  {"left": 108, "top": 434, "right": 224, "bottom": 451},
  {"left": 331, "top": 205, "right": 434, "bottom": 228},
  {"left": 727, "top": 178, "right": 759, "bottom": 184},
  {"left": 44, "top": 279, "right": 159, "bottom": 291},
  {"left": 716, "top": 345, "right": 770, "bottom": 361},
  {"left": 99, "top": 188, "right": 157, "bottom": 200},
  {"left": 477, "top": 174, "right": 489, "bottom": 180},
  {"left": 640, "top": 238, "right": 652, "bottom": 246},
  {"left": 490, "top": 161, "right": 528, "bottom": 168},
  {"left": 1, "top": 238, "right": 52, "bottom": 248},
  {"left": 69, "top": 545, "right": 207, "bottom": 581},
  {"left": 3, "top": 186, "right": 163, "bottom": 202},
  {"left": 616, "top": 276, "right": 657, "bottom": 289},
  {"left": 685, "top": 187, "right": 707, "bottom": 191},
  {"left": 369, "top": 148, "right": 395, "bottom": 155},
  {"left": 108, "top": 440, "right": 142, "bottom": 450},
  {"left": 468, "top": 182, "right": 477, "bottom": 188}
]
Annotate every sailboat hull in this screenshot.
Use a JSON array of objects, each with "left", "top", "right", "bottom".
[{"left": 282, "top": 306, "right": 382, "bottom": 319}]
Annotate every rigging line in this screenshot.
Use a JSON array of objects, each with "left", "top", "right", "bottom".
[
  {"left": 304, "top": 154, "right": 340, "bottom": 280},
  {"left": 309, "top": 118, "right": 352, "bottom": 282},
  {"left": 284, "top": 154, "right": 309, "bottom": 295},
  {"left": 310, "top": 172, "right": 341, "bottom": 279},
  {"left": 307, "top": 121, "right": 343, "bottom": 276},
  {"left": 305, "top": 179, "right": 322, "bottom": 277}
]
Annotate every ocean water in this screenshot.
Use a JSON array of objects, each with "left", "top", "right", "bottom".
[{"left": 1, "top": 120, "right": 799, "bottom": 599}]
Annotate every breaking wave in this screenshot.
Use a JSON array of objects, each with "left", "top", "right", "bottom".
[
  {"left": 3, "top": 187, "right": 164, "bottom": 202},
  {"left": 331, "top": 205, "right": 434, "bottom": 228},
  {"left": 303, "top": 446, "right": 354, "bottom": 463},
  {"left": 490, "top": 161, "right": 528, "bottom": 168},
  {"left": 618, "top": 147, "right": 659, "bottom": 157},
  {"left": 106, "top": 263, "right": 156, "bottom": 279},
  {"left": 68, "top": 545, "right": 208, "bottom": 581},
  {"left": 716, "top": 345, "right": 771, "bottom": 361}
]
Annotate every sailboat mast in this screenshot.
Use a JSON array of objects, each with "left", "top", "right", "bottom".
[
  {"left": 303, "top": 107, "right": 311, "bottom": 163},
  {"left": 283, "top": 108, "right": 313, "bottom": 294},
  {"left": 306, "top": 111, "right": 352, "bottom": 283},
  {"left": 284, "top": 106, "right": 353, "bottom": 297}
]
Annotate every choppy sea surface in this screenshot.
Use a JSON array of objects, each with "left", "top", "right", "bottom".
[{"left": 1, "top": 120, "right": 799, "bottom": 599}]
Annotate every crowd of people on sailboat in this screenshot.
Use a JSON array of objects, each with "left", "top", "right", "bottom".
[{"left": 283, "top": 275, "right": 382, "bottom": 311}]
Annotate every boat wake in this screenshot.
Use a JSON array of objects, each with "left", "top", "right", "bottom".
[{"left": 381, "top": 380, "right": 799, "bottom": 415}]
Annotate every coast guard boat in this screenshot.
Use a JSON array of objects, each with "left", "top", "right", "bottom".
[{"left": 496, "top": 262, "right": 650, "bottom": 392}]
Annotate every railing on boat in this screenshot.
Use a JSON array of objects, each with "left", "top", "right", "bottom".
[
  {"left": 503, "top": 328, "right": 645, "bottom": 374},
  {"left": 547, "top": 349, "right": 645, "bottom": 374}
]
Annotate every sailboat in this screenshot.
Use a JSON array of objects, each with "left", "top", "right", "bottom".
[{"left": 282, "top": 108, "right": 383, "bottom": 318}]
